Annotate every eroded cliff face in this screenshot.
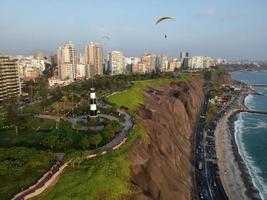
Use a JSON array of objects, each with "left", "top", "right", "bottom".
[
  {"left": 130, "top": 76, "right": 205, "bottom": 200},
  {"left": 211, "top": 72, "right": 233, "bottom": 85}
]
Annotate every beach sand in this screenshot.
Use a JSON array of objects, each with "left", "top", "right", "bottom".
[{"left": 215, "top": 91, "right": 261, "bottom": 200}]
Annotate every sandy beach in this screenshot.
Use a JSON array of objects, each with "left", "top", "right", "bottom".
[{"left": 215, "top": 90, "right": 261, "bottom": 200}]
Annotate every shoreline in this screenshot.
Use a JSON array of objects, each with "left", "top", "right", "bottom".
[
  {"left": 228, "top": 113, "right": 261, "bottom": 200},
  {"left": 216, "top": 90, "right": 261, "bottom": 200}
]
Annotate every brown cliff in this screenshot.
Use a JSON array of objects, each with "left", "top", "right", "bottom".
[
  {"left": 211, "top": 71, "right": 233, "bottom": 85},
  {"left": 130, "top": 76, "right": 205, "bottom": 200}
]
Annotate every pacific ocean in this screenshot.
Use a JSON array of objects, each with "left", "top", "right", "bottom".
[{"left": 232, "top": 71, "right": 267, "bottom": 200}]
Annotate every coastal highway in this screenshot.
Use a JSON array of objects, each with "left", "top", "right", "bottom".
[{"left": 195, "top": 88, "right": 229, "bottom": 200}]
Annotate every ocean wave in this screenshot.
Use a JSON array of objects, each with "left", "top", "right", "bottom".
[
  {"left": 234, "top": 113, "right": 267, "bottom": 199},
  {"left": 243, "top": 120, "right": 267, "bottom": 130},
  {"left": 244, "top": 94, "right": 256, "bottom": 110}
]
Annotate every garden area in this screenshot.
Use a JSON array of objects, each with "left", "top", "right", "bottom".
[
  {"left": 0, "top": 116, "right": 123, "bottom": 152},
  {"left": 0, "top": 147, "right": 53, "bottom": 200}
]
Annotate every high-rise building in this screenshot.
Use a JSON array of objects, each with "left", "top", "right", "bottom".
[
  {"left": 109, "top": 51, "right": 125, "bottom": 75},
  {"left": 124, "top": 57, "right": 140, "bottom": 73},
  {"left": 17, "top": 56, "right": 45, "bottom": 80},
  {"left": 0, "top": 54, "right": 21, "bottom": 102},
  {"left": 169, "top": 58, "right": 181, "bottom": 71},
  {"left": 76, "top": 64, "right": 86, "bottom": 79},
  {"left": 160, "top": 56, "right": 170, "bottom": 72},
  {"left": 77, "top": 53, "right": 85, "bottom": 65},
  {"left": 57, "top": 41, "right": 76, "bottom": 80},
  {"left": 84, "top": 42, "right": 103, "bottom": 78},
  {"left": 132, "top": 63, "right": 146, "bottom": 74},
  {"left": 180, "top": 52, "right": 189, "bottom": 70},
  {"left": 141, "top": 53, "right": 156, "bottom": 73},
  {"left": 191, "top": 56, "right": 211, "bottom": 69}
]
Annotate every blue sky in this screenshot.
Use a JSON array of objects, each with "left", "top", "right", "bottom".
[{"left": 1, "top": 0, "right": 267, "bottom": 60}]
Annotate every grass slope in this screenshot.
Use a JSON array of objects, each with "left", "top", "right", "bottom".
[
  {"left": 0, "top": 147, "right": 53, "bottom": 200},
  {"left": 107, "top": 79, "right": 173, "bottom": 110}
]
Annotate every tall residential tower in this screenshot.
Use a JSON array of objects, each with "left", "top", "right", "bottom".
[
  {"left": 0, "top": 54, "right": 21, "bottom": 102},
  {"left": 57, "top": 41, "right": 76, "bottom": 80},
  {"left": 84, "top": 42, "right": 103, "bottom": 78},
  {"left": 109, "top": 51, "right": 125, "bottom": 75}
]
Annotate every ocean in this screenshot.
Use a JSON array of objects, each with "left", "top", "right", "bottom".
[{"left": 231, "top": 71, "right": 267, "bottom": 200}]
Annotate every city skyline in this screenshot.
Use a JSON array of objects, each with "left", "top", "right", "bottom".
[{"left": 1, "top": 0, "right": 267, "bottom": 60}]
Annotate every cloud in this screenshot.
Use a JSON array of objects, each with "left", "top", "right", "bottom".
[{"left": 196, "top": 8, "right": 217, "bottom": 18}]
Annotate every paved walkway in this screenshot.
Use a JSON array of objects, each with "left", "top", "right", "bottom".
[
  {"left": 94, "top": 109, "right": 133, "bottom": 152},
  {"left": 35, "top": 113, "right": 120, "bottom": 132},
  {"left": 15, "top": 108, "right": 133, "bottom": 200}
]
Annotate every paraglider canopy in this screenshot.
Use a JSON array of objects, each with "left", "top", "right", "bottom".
[
  {"left": 102, "top": 35, "right": 110, "bottom": 40},
  {"left": 155, "top": 16, "right": 176, "bottom": 25}
]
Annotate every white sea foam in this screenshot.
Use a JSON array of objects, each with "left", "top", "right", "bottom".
[
  {"left": 243, "top": 120, "right": 267, "bottom": 130},
  {"left": 244, "top": 94, "right": 255, "bottom": 110},
  {"left": 234, "top": 113, "right": 267, "bottom": 199},
  {"left": 256, "top": 121, "right": 267, "bottom": 129}
]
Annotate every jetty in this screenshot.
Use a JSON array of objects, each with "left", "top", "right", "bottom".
[
  {"left": 238, "top": 109, "right": 267, "bottom": 115},
  {"left": 251, "top": 84, "right": 267, "bottom": 87}
]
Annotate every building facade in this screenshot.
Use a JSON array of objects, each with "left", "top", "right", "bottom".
[
  {"left": 0, "top": 54, "right": 21, "bottom": 102},
  {"left": 109, "top": 51, "right": 125, "bottom": 75},
  {"left": 84, "top": 42, "right": 103, "bottom": 78},
  {"left": 191, "top": 56, "right": 211, "bottom": 69},
  {"left": 124, "top": 57, "right": 140, "bottom": 73},
  {"left": 57, "top": 41, "right": 76, "bottom": 80},
  {"left": 180, "top": 52, "right": 189, "bottom": 70},
  {"left": 141, "top": 53, "right": 156, "bottom": 73}
]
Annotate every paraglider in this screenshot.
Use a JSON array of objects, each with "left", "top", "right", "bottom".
[
  {"left": 102, "top": 35, "right": 110, "bottom": 40},
  {"left": 155, "top": 16, "right": 176, "bottom": 25},
  {"left": 155, "top": 16, "right": 176, "bottom": 39}
]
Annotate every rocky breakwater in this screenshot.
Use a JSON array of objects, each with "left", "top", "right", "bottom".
[{"left": 130, "top": 76, "right": 205, "bottom": 200}]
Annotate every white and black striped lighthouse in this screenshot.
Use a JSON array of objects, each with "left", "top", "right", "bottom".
[{"left": 90, "top": 87, "right": 97, "bottom": 117}]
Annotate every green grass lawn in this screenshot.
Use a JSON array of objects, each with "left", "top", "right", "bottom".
[
  {"left": 107, "top": 79, "right": 172, "bottom": 110},
  {"left": 0, "top": 147, "right": 53, "bottom": 200},
  {"left": 107, "top": 75, "right": 192, "bottom": 110}
]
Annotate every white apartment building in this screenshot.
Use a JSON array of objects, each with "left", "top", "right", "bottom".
[
  {"left": 0, "top": 54, "right": 21, "bottom": 102},
  {"left": 57, "top": 41, "right": 76, "bottom": 80},
  {"left": 109, "top": 51, "right": 125, "bottom": 75},
  {"left": 76, "top": 64, "right": 86, "bottom": 78},
  {"left": 191, "top": 56, "right": 211, "bottom": 69},
  {"left": 84, "top": 42, "right": 103, "bottom": 78},
  {"left": 17, "top": 56, "right": 46, "bottom": 80},
  {"left": 125, "top": 57, "right": 140, "bottom": 73}
]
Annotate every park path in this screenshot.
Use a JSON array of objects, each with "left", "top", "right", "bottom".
[
  {"left": 94, "top": 109, "right": 133, "bottom": 152},
  {"left": 35, "top": 113, "right": 120, "bottom": 131},
  {"left": 13, "top": 109, "right": 133, "bottom": 200}
]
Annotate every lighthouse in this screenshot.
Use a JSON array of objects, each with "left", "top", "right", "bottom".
[{"left": 90, "top": 87, "right": 97, "bottom": 118}]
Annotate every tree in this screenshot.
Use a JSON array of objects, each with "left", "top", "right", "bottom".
[
  {"left": 61, "top": 95, "right": 68, "bottom": 116},
  {"left": 80, "top": 136, "right": 90, "bottom": 150},
  {"left": 44, "top": 133, "right": 59, "bottom": 152},
  {"left": 75, "top": 122, "right": 82, "bottom": 133},
  {"left": 51, "top": 102, "right": 61, "bottom": 115},
  {"left": 90, "top": 134, "right": 102, "bottom": 149},
  {"left": 4, "top": 98, "right": 20, "bottom": 134},
  {"left": 203, "top": 71, "right": 212, "bottom": 81},
  {"left": 103, "top": 128, "right": 114, "bottom": 142},
  {"left": 36, "top": 76, "right": 49, "bottom": 111}
]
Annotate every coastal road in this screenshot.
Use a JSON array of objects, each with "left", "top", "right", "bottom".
[{"left": 195, "top": 89, "right": 229, "bottom": 200}]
